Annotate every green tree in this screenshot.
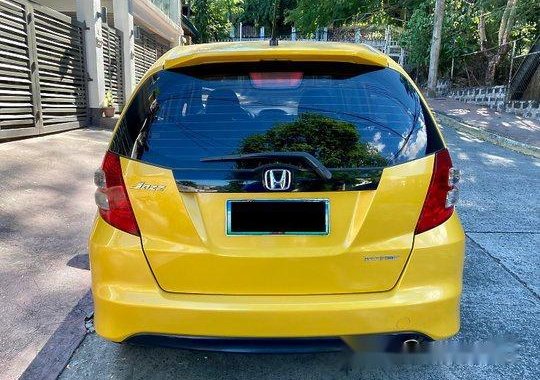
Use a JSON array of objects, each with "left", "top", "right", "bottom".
[
  {"left": 286, "top": 0, "right": 374, "bottom": 33},
  {"left": 285, "top": 0, "right": 426, "bottom": 34},
  {"left": 401, "top": 0, "right": 478, "bottom": 80},
  {"left": 191, "top": 0, "right": 243, "bottom": 42},
  {"left": 239, "top": 113, "right": 388, "bottom": 167},
  {"left": 426, "top": 0, "right": 445, "bottom": 97},
  {"left": 401, "top": 0, "right": 538, "bottom": 84},
  {"left": 240, "top": 0, "right": 297, "bottom": 36},
  {"left": 476, "top": 0, "right": 539, "bottom": 84},
  {"left": 189, "top": 0, "right": 538, "bottom": 86}
]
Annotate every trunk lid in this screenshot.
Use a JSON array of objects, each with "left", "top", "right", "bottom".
[{"left": 122, "top": 155, "right": 433, "bottom": 295}]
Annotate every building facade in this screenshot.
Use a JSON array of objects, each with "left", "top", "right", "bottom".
[
  {"left": 0, "top": 0, "right": 196, "bottom": 140},
  {"left": 44, "top": 0, "right": 195, "bottom": 124}
]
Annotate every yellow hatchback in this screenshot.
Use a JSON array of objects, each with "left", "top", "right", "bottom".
[{"left": 89, "top": 41, "right": 465, "bottom": 351}]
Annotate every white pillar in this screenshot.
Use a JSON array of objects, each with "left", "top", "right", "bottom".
[
  {"left": 291, "top": 26, "right": 296, "bottom": 41},
  {"left": 260, "top": 26, "right": 265, "bottom": 40},
  {"left": 76, "top": 0, "right": 105, "bottom": 122},
  {"left": 239, "top": 22, "right": 242, "bottom": 41},
  {"left": 171, "top": 32, "right": 184, "bottom": 47},
  {"left": 113, "top": 0, "right": 136, "bottom": 101}
]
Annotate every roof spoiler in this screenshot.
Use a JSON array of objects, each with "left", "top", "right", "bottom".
[{"left": 163, "top": 44, "right": 388, "bottom": 70}]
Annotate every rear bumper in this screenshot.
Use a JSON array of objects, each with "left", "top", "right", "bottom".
[
  {"left": 124, "top": 333, "right": 431, "bottom": 353},
  {"left": 89, "top": 213, "right": 465, "bottom": 342}
]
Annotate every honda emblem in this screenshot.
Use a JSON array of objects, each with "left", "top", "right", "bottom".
[{"left": 263, "top": 169, "right": 292, "bottom": 191}]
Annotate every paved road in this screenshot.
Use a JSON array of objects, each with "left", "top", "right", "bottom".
[
  {"left": 0, "top": 129, "right": 111, "bottom": 380},
  {"left": 57, "top": 124, "right": 540, "bottom": 379}
]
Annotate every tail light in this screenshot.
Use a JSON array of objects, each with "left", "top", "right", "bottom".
[
  {"left": 94, "top": 151, "right": 140, "bottom": 236},
  {"left": 415, "top": 149, "right": 460, "bottom": 234}
]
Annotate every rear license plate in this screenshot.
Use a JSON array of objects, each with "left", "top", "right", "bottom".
[{"left": 227, "top": 200, "right": 329, "bottom": 235}]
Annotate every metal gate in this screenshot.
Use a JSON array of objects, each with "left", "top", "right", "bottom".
[
  {"left": 134, "top": 27, "right": 170, "bottom": 84},
  {"left": 102, "top": 24, "right": 124, "bottom": 111},
  {"left": 0, "top": 0, "right": 87, "bottom": 140}
]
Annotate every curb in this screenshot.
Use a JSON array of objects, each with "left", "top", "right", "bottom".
[
  {"left": 19, "top": 291, "right": 93, "bottom": 380},
  {"left": 434, "top": 112, "right": 540, "bottom": 159}
]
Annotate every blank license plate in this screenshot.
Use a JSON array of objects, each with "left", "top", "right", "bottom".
[{"left": 227, "top": 200, "right": 329, "bottom": 235}]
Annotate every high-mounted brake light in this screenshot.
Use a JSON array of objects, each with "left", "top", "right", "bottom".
[
  {"left": 415, "top": 149, "right": 460, "bottom": 234},
  {"left": 94, "top": 151, "right": 140, "bottom": 236},
  {"left": 249, "top": 72, "right": 303, "bottom": 89}
]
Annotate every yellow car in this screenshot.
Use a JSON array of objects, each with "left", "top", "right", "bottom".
[{"left": 89, "top": 41, "right": 465, "bottom": 351}]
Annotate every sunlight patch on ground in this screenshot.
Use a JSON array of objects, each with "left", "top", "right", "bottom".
[
  {"left": 457, "top": 152, "right": 469, "bottom": 160},
  {"left": 477, "top": 108, "right": 490, "bottom": 117},
  {"left": 456, "top": 131, "right": 484, "bottom": 143},
  {"left": 478, "top": 153, "right": 516, "bottom": 167},
  {"left": 447, "top": 108, "right": 470, "bottom": 116}
]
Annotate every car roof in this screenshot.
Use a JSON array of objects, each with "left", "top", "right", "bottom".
[{"left": 145, "top": 41, "right": 402, "bottom": 78}]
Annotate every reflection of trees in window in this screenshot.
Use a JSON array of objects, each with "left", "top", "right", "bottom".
[{"left": 239, "top": 113, "right": 388, "bottom": 168}]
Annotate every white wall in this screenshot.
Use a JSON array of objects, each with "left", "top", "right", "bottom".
[{"left": 75, "top": 0, "right": 105, "bottom": 120}]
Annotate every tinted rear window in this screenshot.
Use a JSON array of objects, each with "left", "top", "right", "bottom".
[{"left": 111, "top": 62, "right": 441, "bottom": 171}]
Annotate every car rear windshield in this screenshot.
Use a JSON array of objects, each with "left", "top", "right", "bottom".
[{"left": 110, "top": 62, "right": 442, "bottom": 171}]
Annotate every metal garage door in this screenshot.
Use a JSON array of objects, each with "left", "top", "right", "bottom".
[
  {"left": 0, "top": 0, "right": 87, "bottom": 140},
  {"left": 0, "top": 0, "right": 38, "bottom": 139},
  {"left": 102, "top": 24, "right": 124, "bottom": 111},
  {"left": 134, "top": 27, "right": 170, "bottom": 84},
  {"left": 34, "top": 6, "right": 87, "bottom": 133}
]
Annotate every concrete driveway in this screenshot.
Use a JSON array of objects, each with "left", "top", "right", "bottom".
[
  {"left": 58, "top": 125, "right": 539, "bottom": 379},
  {"left": 0, "top": 129, "right": 111, "bottom": 380}
]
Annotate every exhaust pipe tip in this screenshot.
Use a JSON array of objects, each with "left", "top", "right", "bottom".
[{"left": 402, "top": 338, "right": 420, "bottom": 353}]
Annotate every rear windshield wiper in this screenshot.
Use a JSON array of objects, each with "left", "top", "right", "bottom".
[{"left": 200, "top": 152, "right": 332, "bottom": 180}]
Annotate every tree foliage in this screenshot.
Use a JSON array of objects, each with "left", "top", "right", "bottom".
[
  {"left": 239, "top": 113, "right": 388, "bottom": 167},
  {"left": 476, "top": 0, "right": 539, "bottom": 84},
  {"left": 191, "top": 0, "right": 243, "bottom": 42},
  {"left": 240, "top": 0, "right": 297, "bottom": 35},
  {"left": 400, "top": 0, "right": 478, "bottom": 79},
  {"left": 400, "top": 0, "right": 538, "bottom": 83},
  {"left": 189, "top": 0, "right": 539, "bottom": 84},
  {"left": 285, "top": 0, "right": 432, "bottom": 34},
  {"left": 286, "top": 0, "right": 365, "bottom": 33}
]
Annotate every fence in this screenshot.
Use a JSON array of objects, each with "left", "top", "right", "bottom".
[
  {"left": 225, "top": 25, "right": 406, "bottom": 66},
  {"left": 447, "top": 37, "right": 539, "bottom": 94},
  {"left": 0, "top": 0, "right": 87, "bottom": 140},
  {"left": 436, "top": 36, "right": 540, "bottom": 120},
  {"left": 448, "top": 85, "right": 508, "bottom": 108},
  {"left": 446, "top": 85, "right": 540, "bottom": 120},
  {"left": 508, "top": 37, "right": 540, "bottom": 101}
]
